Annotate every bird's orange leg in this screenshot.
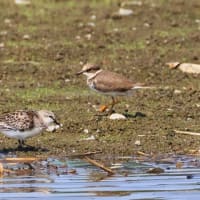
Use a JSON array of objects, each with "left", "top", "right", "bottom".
[
  {"left": 99, "top": 97, "right": 119, "bottom": 113},
  {"left": 109, "top": 96, "right": 120, "bottom": 113},
  {"left": 99, "top": 105, "right": 108, "bottom": 112}
]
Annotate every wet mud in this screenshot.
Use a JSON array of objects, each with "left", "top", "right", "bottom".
[{"left": 0, "top": 0, "right": 199, "bottom": 158}]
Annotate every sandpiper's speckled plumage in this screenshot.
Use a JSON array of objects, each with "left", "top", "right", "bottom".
[{"left": 0, "top": 110, "right": 60, "bottom": 148}]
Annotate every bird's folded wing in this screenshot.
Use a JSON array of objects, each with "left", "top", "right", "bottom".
[
  {"left": 0, "top": 122, "right": 18, "bottom": 131},
  {"left": 0, "top": 111, "right": 34, "bottom": 131},
  {"left": 93, "top": 70, "right": 134, "bottom": 92}
]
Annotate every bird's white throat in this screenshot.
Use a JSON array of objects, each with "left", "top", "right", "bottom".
[{"left": 83, "top": 69, "right": 102, "bottom": 80}]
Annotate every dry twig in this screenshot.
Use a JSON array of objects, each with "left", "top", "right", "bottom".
[
  {"left": 83, "top": 156, "right": 115, "bottom": 175},
  {"left": 174, "top": 130, "right": 200, "bottom": 136},
  {"left": 1, "top": 157, "right": 39, "bottom": 163},
  {"left": 68, "top": 151, "right": 102, "bottom": 158},
  {"left": 137, "top": 151, "right": 150, "bottom": 157}
]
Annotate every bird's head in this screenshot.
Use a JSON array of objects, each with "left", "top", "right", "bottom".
[
  {"left": 76, "top": 63, "right": 101, "bottom": 77},
  {"left": 37, "top": 110, "right": 60, "bottom": 129}
]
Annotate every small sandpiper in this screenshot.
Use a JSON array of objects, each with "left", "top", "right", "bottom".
[
  {"left": 76, "top": 63, "right": 151, "bottom": 113},
  {"left": 0, "top": 110, "right": 60, "bottom": 148}
]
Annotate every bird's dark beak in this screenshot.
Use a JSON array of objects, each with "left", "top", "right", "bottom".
[
  {"left": 76, "top": 70, "right": 85, "bottom": 75},
  {"left": 54, "top": 119, "right": 60, "bottom": 125}
]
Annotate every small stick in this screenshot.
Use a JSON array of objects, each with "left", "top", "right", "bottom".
[
  {"left": 137, "top": 151, "right": 150, "bottom": 157},
  {"left": 3, "top": 169, "right": 14, "bottom": 173},
  {"left": 67, "top": 151, "right": 102, "bottom": 158},
  {"left": 0, "top": 163, "right": 13, "bottom": 176},
  {"left": 0, "top": 163, "right": 3, "bottom": 175},
  {"left": 84, "top": 156, "right": 115, "bottom": 175},
  {"left": 1, "top": 157, "right": 42, "bottom": 163},
  {"left": 174, "top": 130, "right": 200, "bottom": 136}
]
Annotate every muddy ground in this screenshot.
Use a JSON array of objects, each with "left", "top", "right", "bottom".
[{"left": 0, "top": 0, "right": 199, "bottom": 158}]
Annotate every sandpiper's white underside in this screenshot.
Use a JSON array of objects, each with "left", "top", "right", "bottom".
[{"left": 0, "top": 127, "right": 43, "bottom": 140}]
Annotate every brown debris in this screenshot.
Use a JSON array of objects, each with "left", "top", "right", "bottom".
[
  {"left": 0, "top": 162, "right": 14, "bottom": 177},
  {"left": 68, "top": 151, "right": 102, "bottom": 158},
  {"left": 0, "top": 163, "right": 3, "bottom": 177},
  {"left": 176, "top": 162, "right": 183, "bottom": 169},
  {"left": 147, "top": 167, "right": 165, "bottom": 174},
  {"left": 83, "top": 156, "right": 115, "bottom": 175},
  {"left": 137, "top": 151, "right": 150, "bottom": 157},
  {"left": 68, "top": 169, "right": 77, "bottom": 174},
  {"left": 1, "top": 157, "right": 43, "bottom": 163}
]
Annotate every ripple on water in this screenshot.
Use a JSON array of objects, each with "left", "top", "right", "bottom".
[{"left": 1, "top": 156, "right": 200, "bottom": 200}]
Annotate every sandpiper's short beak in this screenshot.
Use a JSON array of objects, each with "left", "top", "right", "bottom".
[
  {"left": 53, "top": 119, "right": 60, "bottom": 125},
  {"left": 76, "top": 70, "right": 84, "bottom": 75}
]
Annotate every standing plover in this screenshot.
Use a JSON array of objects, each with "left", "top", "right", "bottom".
[
  {"left": 0, "top": 110, "right": 60, "bottom": 148},
  {"left": 76, "top": 63, "right": 151, "bottom": 113}
]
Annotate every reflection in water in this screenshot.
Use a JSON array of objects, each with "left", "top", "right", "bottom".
[
  {"left": 95, "top": 191, "right": 131, "bottom": 197},
  {"left": 0, "top": 156, "right": 200, "bottom": 199},
  {"left": 0, "top": 187, "right": 50, "bottom": 194}
]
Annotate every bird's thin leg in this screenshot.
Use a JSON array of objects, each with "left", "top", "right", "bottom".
[
  {"left": 18, "top": 139, "right": 33, "bottom": 150},
  {"left": 108, "top": 96, "right": 116, "bottom": 114},
  {"left": 109, "top": 96, "right": 121, "bottom": 114},
  {"left": 111, "top": 96, "right": 115, "bottom": 109},
  {"left": 99, "top": 97, "right": 115, "bottom": 113},
  {"left": 18, "top": 139, "right": 23, "bottom": 149},
  {"left": 99, "top": 97, "right": 120, "bottom": 113},
  {"left": 99, "top": 104, "right": 108, "bottom": 112},
  {"left": 99, "top": 97, "right": 111, "bottom": 112},
  {"left": 23, "top": 140, "right": 35, "bottom": 149}
]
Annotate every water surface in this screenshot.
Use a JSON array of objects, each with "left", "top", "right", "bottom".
[{"left": 1, "top": 155, "right": 200, "bottom": 200}]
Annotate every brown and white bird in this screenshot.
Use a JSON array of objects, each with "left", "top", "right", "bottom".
[
  {"left": 0, "top": 110, "right": 60, "bottom": 148},
  {"left": 76, "top": 63, "right": 151, "bottom": 112}
]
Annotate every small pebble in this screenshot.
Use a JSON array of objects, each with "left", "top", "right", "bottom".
[
  {"left": 0, "top": 43, "right": 5, "bottom": 48},
  {"left": 90, "top": 15, "right": 96, "bottom": 20},
  {"left": 0, "top": 31, "right": 7, "bottom": 36},
  {"left": 46, "top": 124, "right": 61, "bottom": 132},
  {"left": 81, "top": 135, "right": 95, "bottom": 141},
  {"left": 118, "top": 8, "right": 134, "bottom": 16},
  {"left": 85, "top": 34, "right": 92, "bottom": 40},
  {"left": 174, "top": 89, "right": 182, "bottom": 94},
  {"left": 4, "top": 19, "right": 11, "bottom": 24},
  {"left": 64, "top": 79, "right": 70, "bottom": 83},
  {"left": 75, "top": 35, "right": 81, "bottom": 40},
  {"left": 23, "top": 34, "right": 30, "bottom": 40},
  {"left": 109, "top": 113, "right": 126, "bottom": 120},
  {"left": 15, "top": 0, "right": 30, "bottom": 5},
  {"left": 195, "top": 19, "right": 200, "bottom": 24},
  {"left": 87, "top": 22, "right": 95, "bottom": 27},
  {"left": 83, "top": 129, "right": 89, "bottom": 134},
  {"left": 144, "top": 23, "right": 150, "bottom": 28},
  {"left": 134, "top": 140, "right": 141, "bottom": 146}
]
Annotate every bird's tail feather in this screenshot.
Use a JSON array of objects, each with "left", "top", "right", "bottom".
[
  {"left": 133, "top": 86, "right": 156, "bottom": 89},
  {"left": 132, "top": 83, "right": 156, "bottom": 90}
]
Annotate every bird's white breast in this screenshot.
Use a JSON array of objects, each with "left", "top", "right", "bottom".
[{"left": 0, "top": 127, "right": 43, "bottom": 140}]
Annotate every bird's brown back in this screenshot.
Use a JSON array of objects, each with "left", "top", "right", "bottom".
[{"left": 92, "top": 70, "right": 136, "bottom": 92}]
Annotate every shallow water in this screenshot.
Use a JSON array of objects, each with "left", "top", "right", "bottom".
[{"left": 1, "top": 156, "right": 200, "bottom": 200}]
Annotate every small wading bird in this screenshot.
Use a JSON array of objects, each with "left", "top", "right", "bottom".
[
  {"left": 0, "top": 110, "right": 60, "bottom": 149},
  {"left": 76, "top": 63, "right": 152, "bottom": 113}
]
